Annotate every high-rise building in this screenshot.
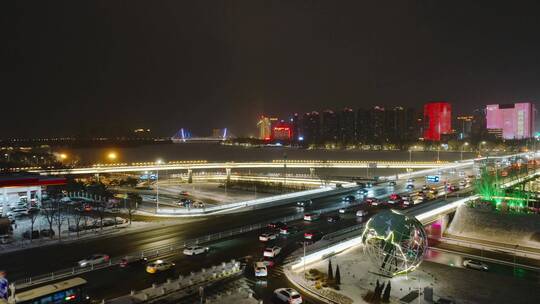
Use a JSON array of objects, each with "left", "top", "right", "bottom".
[
  {"left": 423, "top": 102, "right": 452, "bottom": 141},
  {"left": 471, "top": 107, "right": 487, "bottom": 140},
  {"left": 486, "top": 102, "right": 536, "bottom": 139},
  {"left": 321, "top": 110, "right": 338, "bottom": 142},
  {"left": 257, "top": 116, "right": 272, "bottom": 140},
  {"left": 370, "top": 106, "right": 386, "bottom": 143},
  {"left": 291, "top": 113, "right": 300, "bottom": 141},
  {"left": 301, "top": 111, "right": 321, "bottom": 144},
  {"left": 339, "top": 108, "right": 356, "bottom": 143},
  {"left": 356, "top": 108, "right": 370, "bottom": 142},
  {"left": 456, "top": 115, "right": 474, "bottom": 139},
  {"left": 272, "top": 121, "right": 292, "bottom": 141}
]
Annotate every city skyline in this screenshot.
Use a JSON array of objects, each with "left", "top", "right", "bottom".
[{"left": 3, "top": 1, "right": 540, "bottom": 138}]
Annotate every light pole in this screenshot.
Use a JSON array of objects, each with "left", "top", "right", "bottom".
[
  {"left": 156, "top": 159, "right": 163, "bottom": 211},
  {"left": 461, "top": 142, "right": 469, "bottom": 161},
  {"left": 478, "top": 141, "right": 486, "bottom": 157}
]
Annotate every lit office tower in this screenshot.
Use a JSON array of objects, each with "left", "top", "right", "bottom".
[
  {"left": 257, "top": 116, "right": 272, "bottom": 140},
  {"left": 423, "top": 102, "right": 452, "bottom": 141},
  {"left": 486, "top": 103, "right": 536, "bottom": 139}
]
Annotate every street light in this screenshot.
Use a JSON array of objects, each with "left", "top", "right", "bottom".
[
  {"left": 107, "top": 152, "right": 118, "bottom": 161},
  {"left": 156, "top": 159, "right": 163, "bottom": 211},
  {"left": 478, "top": 141, "right": 487, "bottom": 157},
  {"left": 461, "top": 142, "right": 469, "bottom": 161}
]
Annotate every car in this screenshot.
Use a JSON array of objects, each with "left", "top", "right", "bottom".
[
  {"left": 338, "top": 207, "right": 349, "bottom": 214},
  {"left": 180, "top": 190, "right": 189, "bottom": 196},
  {"left": 263, "top": 246, "right": 282, "bottom": 258},
  {"left": 40, "top": 229, "right": 55, "bottom": 237},
  {"left": 459, "top": 180, "right": 467, "bottom": 187},
  {"left": 267, "top": 221, "right": 287, "bottom": 229},
  {"left": 304, "top": 230, "right": 322, "bottom": 240},
  {"left": 356, "top": 210, "right": 368, "bottom": 217},
  {"left": 365, "top": 182, "right": 373, "bottom": 188},
  {"left": 365, "top": 197, "right": 379, "bottom": 206},
  {"left": 0, "top": 235, "right": 14, "bottom": 244},
  {"left": 342, "top": 195, "right": 356, "bottom": 202},
  {"left": 22, "top": 230, "right": 40, "bottom": 239},
  {"left": 146, "top": 260, "right": 175, "bottom": 274},
  {"left": 327, "top": 215, "right": 340, "bottom": 223},
  {"left": 407, "top": 178, "right": 415, "bottom": 184},
  {"left": 406, "top": 184, "right": 415, "bottom": 190},
  {"left": 279, "top": 226, "right": 299, "bottom": 235},
  {"left": 78, "top": 254, "right": 110, "bottom": 267},
  {"left": 388, "top": 194, "right": 401, "bottom": 204},
  {"left": 463, "top": 259, "right": 488, "bottom": 271},
  {"left": 259, "top": 233, "right": 278, "bottom": 242},
  {"left": 303, "top": 213, "right": 320, "bottom": 221},
  {"left": 357, "top": 188, "right": 368, "bottom": 195},
  {"left": 7, "top": 208, "right": 28, "bottom": 217},
  {"left": 296, "top": 200, "right": 312, "bottom": 207},
  {"left": 119, "top": 256, "right": 148, "bottom": 268},
  {"left": 259, "top": 257, "right": 275, "bottom": 267},
  {"left": 183, "top": 246, "right": 209, "bottom": 256},
  {"left": 274, "top": 288, "right": 302, "bottom": 304},
  {"left": 388, "top": 181, "right": 397, "bottom": 187},
  {"left": 253, "top": 261, "right": 268, "bottom": 277}
]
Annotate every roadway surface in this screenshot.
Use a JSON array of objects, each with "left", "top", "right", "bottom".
[{"left": 3, "top": 167, "right": 480, "bottom": 303}]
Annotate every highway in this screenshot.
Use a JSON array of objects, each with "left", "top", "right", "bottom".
[{"left": 8, "top": 156, "right": 535, "bottom": 303}]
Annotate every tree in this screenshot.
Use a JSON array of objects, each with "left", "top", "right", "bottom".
[
  {"left": 54, "top": 200, "right": 66, "bottom": 241},
  {"left": 375, "top": 281, "right": 384, "bottom": 300},
  {"left": 126, "top": 193, "right": 141, "bottom": 225},
  {"left": 41, "top": 201, "right": 57, "bottom": 239},
  {"left": 334, "top": 265, "right": 341, "bottom": 286},
  {"left": 327, "top": 259, "right": 334, "bottom": 281},
  {"left": 382, "top": 281, "right": 391, "bottom": 302},
  {"left": 69, "top": 205, "right": 84, "bottom": 238},
  {"left": 27, "top": 209, "right": 40, "bottom": 242},
  {"left": 93, "top": 201, "right": 106, "bottom": 231}
]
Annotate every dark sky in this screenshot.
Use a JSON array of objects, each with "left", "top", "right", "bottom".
[{"left": 3, "top": 1, "right": 540, "bottom": 138}]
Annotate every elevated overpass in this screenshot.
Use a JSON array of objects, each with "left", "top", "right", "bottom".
[{"left": 28, "top": 159, "right": 451, "bottom": 176}]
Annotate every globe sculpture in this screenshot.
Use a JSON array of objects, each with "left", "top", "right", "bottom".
[{"left": 361, "top": 210, "right": 428, "bottom": 277}]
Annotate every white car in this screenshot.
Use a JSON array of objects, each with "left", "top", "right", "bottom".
[
  {"left": 146, "top": 260, "right": 175, "bottom": 274},
  {"left": 259, "top": 233, "right": 278, "bottom": 242},
  {"left": 463, "top": 259, "right": 488, "bottom": 271},
  {"left": 78, "top": 254, "right": 110, "bottom": 267},
  {"left": 263, "top": 246, "right": 282, "bottom": 258},
  {"left": 303, "top": 213, "right": 319, "bottom": 221},
  {"left": 338, "top": 208, "right": 348, "bottom": 214},
  {"left": 183, "top": 246, "right": 209, "bottom": 256},
  {"left": 274, "top": 288, "right": 302, "bottom": 304},
  {"left": 253, "top": 261, "right": 268, "bottom": 277},
  {"left": 356, "top": 210, "right": 368, "bottom": 217}
]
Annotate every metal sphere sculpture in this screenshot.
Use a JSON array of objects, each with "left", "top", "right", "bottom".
[{"left": 361, "top": 210, "right": 428, "bottom": 277}]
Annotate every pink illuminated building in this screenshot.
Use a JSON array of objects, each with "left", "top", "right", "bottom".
[{"left": 486, "top": 103, "right": 536, "bottom": 139}]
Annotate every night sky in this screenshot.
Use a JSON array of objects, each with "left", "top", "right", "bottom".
[{"left": 3, "top": 1, "right": 540, "bottom": 138}]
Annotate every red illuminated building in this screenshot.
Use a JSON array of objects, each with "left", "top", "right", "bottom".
[
  {"left": 423, "top": 102, "right": 452, "bottom": 141},
  {"left": 272, "top": 122, "right": 292, "bottom": 141}
]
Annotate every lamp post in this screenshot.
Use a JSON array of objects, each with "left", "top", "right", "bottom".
[
  {"left": 478, "top": 141, "right": 486, "bottom": 157},
  {"left": 461, "top": 142, "right": 469, "bottom": 161},
  {"left": 156, "top": 159, "right": 163, "bottom": 212}
]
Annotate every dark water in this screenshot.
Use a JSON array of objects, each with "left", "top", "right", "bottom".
[{"left": 58, "top": 143, "right": 475, "bottom": 165}]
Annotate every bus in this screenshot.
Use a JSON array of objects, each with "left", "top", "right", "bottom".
[{"left": 14, "top": 277, "right": 89, "bottom": 304}]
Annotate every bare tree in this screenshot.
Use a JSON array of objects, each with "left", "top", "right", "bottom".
[
  {"left": 126, "top": 193, "right": 141, "bottom": 225},
  {"left": 27, "top": 209, "right": 40, "bottom": 242},
  {"left": 93, "top": 201, "right": 106, "bottom": 231},
  {"left": 41, "top": 201, "right": 57, "bottom": 239},
  {"left": 54, "top": 200, "right": 66, "bottom": 241}
]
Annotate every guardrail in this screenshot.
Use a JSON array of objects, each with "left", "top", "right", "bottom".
[
  {"left": 106, "top": 260, "right": 242, "bottom": 303},
  {"left": 13, "top": 196, "right": 358, "bottom": 290}
]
